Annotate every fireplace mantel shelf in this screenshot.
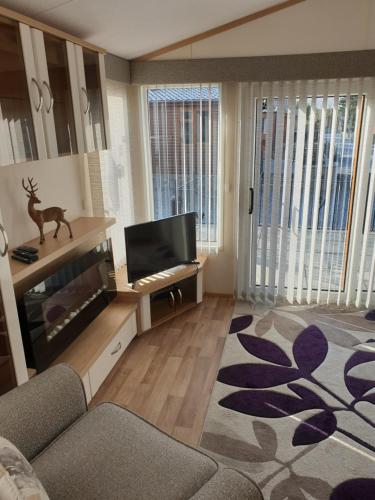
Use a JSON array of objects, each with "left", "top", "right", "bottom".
[{"left": 9, "top": 217, "right": 115, "bottom": 286}]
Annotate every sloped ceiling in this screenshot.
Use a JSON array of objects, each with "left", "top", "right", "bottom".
[{"left": 0, "top": 0, "right": 282, "bottom": 59}]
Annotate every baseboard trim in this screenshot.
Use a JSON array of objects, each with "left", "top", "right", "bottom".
[{"left": 204, "top": 292, "right": 235, "bottom": 298}]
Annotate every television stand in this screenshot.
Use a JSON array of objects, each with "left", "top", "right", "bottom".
[{"left": 116, "top": 256, "right": 207, "bottom": 333}]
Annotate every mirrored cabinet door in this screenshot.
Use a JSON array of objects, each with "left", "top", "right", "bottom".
[
  {"left": 0, "top": 219, "right": 28, "bottom": 393},
  {"left": 0, "top": 291, "right": 17, "bottom": 396},
  {"left": 43, "top": 33, "right": 78, "bottom": 157},
  {"left": 82, "top": 48, "right": 107, "bottom": 151},
  {"left": 76, "top": 45, "right": 108, "bottom": 152},
  {"left": 0, "top": 221, "right": 16, "bottom": 396},
  {"left": 0, "top": 16, "right": 38, "bottom": 167}
]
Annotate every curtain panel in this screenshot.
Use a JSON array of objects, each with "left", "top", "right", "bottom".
[
  {"left": 237, "top": 78, "right": 375, "bottom": 307},
  {"left": 87, "top": 80, "right": 135, "bottom": 269}
]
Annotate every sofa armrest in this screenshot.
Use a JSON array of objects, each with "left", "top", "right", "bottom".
[
  {"left": 0, "top": 364, "right": 87, "bottom": 461},
  {"left": 190, "top": 468, "right": 263, "bottom": 500}
]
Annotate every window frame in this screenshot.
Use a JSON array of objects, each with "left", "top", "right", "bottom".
[{"left": 141, "top": 83, "right": 224, "bottom": 251}]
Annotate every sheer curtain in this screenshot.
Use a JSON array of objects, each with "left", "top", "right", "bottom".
[
  {"left": 142, "top": 84, "right": 222, "bottom": 254},
  {"left": 88, "top": 80, "right": 134, "bottom": 269},
  {"left": 237, "top": 78, "right": 375, "bottom": 307}
]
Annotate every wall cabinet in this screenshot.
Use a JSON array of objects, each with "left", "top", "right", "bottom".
[
  {"left": 74, "top": 46, "right": 109, "bottom": 152},
  {"left": 0, "top": 14, "right": 109, "bottom": 167},
  {"left": 0, "top": 211, "right": 28, "bottom": 394},
  {"left": 0, "top": 16, "right": 39, "bottom": 167}
]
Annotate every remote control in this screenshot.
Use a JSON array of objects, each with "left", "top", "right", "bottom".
[
  {"left": 11, "top": 254, "right": 34, "bottom": 265},
  {"left": 17, "top": 246, "right": 38, "bottom": 255},
  {"left": 13, "top": 249, "right": 39, "bottom": 262}
]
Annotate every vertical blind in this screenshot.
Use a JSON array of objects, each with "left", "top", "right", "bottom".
[
  {"left": 144, "top": 84, "right": 221, "bottom": 254},
  {"left": 237, "top": 78, "right": 375, "bottom": 307}
]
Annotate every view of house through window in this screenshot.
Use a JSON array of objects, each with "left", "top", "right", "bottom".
[{"left": 146, "top": 85, "right": 221, "bottom": 249}]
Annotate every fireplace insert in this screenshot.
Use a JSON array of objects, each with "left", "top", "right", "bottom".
[{"left": 17, "top": 239, "right": 117, "bottom": 372}]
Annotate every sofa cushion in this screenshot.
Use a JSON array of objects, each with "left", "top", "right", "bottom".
[
  {"left": 32, "top": 403, "right": 218, "bottom": 500},
  {"left": 190, "top": 468, "right": 263, "bottom": 500},
  {"left": 0, "top": 365, "right": 86, "bottom": 462},
  {"left": 0, "top": 436, "right": 49, "bottom": 500}
]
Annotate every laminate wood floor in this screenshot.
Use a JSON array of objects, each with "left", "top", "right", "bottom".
[{"left": 91, "top": 294, "right": 234, "bottom": 447}]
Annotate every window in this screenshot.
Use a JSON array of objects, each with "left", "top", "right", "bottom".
[
  {"left": 183, "top": 110, "right": 192, "bottom": 144},
  {"left": 145, "top": 84, "right": 221, "bottom": 252},
  {"left": 197, "top": 110, "right": 209, "bottom": 144}
]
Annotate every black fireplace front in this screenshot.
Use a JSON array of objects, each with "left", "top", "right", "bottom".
[{"left": 17, "top": 239, "right": 117, "bottom": 372}]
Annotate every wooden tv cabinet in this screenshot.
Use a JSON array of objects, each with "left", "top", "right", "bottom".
[{"left": 116, "top": 256, "right": 207, "bottom": 334}]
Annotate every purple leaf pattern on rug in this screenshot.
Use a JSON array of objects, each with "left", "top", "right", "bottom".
[
  {"left": 229, "top": 315, "right": 253, "bottom": 334},
  {"left": 330, "top": 478, "right": 375, "bottom": 499},
  {"left": 293, "top": 325, "right": 328, "bottom": 374},
  {"left": 204, "top": 309, "right": 375, "bottom": 500},
  {"left": 288, "top": 383, "right": 329, "bottom": 409},
  {"left": 238, "top": 333, "right": 292, "bottom": 367},
  {"left": 218, "top": 321, "right": 374, "bottom": 451},
  {"left": 218, "top": 364, "right": 301, "bottom": 388},
  {"left": 361, "top": 393, "right": 375, "bottom": 405},
  {"left": 219, "top": 390, "right": 313, "bottom": 417},
  {"left": 365, "top": 310, "right": 375, "bottom": 321},
  {"left": 292, "top": 411, "right": 337, "bottom": 446},
  {"left": 344, "top": 351, "right": 375, "bottom": 399}
]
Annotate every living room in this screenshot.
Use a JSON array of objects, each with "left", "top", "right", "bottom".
[{"left": 0, "top": 0, "right": 374, "bottom": 498}]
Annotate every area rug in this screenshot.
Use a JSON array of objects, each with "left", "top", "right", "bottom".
[{"left": 200, "top": 302, "right": 375, "bottom": 499}]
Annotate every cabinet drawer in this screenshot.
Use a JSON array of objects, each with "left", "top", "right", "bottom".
[{"left": 89, "top": 313, "right": 136, "bottom": 396}]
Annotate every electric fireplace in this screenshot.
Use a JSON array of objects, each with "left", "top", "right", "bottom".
[{"left": 17, "top": 239, "right": 117, "bottom": 372}]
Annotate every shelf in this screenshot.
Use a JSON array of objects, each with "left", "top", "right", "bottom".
[
  {"left": 52, "top": 297, "right": 137, "bottom": 377},
  {"left": 151, "top": 302, "right": 197, "bottom": 329},
  {"left": 116, "top": 255, "right": 208, "bottom": 296},
  {"left": 9, "top": 217, "right": 115, "bottom": 286}
]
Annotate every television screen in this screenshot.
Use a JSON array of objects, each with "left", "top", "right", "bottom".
[{"left": 125, "top": 212, "right": 197, "bottom": 283}]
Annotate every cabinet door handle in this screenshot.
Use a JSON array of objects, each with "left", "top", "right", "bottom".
[
  {"left": 42, "top": 81, "right": 54, "bottom": 113},
  {"left": 177, "top": 288, "right": 183, "bottom": 304},
  {"left": 31, "top": 78, "right": 43, "bottom": 112},
  {"left": 169, "top": 291, "right": 175, "bottom": 308},
  {"left": 0, "top": 224, "right": 9, "bottom": 257},
  {"left": 111, "top": 342, "right": 122, "bottom": 355},
  {"left": 81, "top": 87, "right": 90, "bottom": 114}
]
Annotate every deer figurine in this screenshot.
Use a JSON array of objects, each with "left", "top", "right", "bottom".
[{"left": 22, "top": 177, "right": 73, "bottom": 244}]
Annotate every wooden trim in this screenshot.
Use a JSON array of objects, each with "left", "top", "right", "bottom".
[
  {"left": 52, "top": 298, "right": 137, "bottom": 377},
  {"left": 0, "top": 5, "right": 106, "bottom": 53},
  {"left": 132, "top": 0, "right": 305, "bottom": 61},
  {"left": 116, "top": 256, "right": 208, "bottom": 296},
  {"left": 341, "top": 94, "right": 366, "bottom": 290},
  {"left": 204, "top": 292, "right": 234, "bottom": 299},
  {"left": 9, "top": 217, "right": 115, "bottom": 286},
  {"left": 27, "top": 368, "right": 37, "bottom": 379}
]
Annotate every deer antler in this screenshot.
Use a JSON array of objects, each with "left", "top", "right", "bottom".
[{"left": 22, "top": 177, "right": 38, "bottom": 195}]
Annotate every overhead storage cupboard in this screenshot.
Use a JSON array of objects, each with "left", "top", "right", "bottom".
[{"left": 0, "top": 14, "right": 110, "bottom": 167}]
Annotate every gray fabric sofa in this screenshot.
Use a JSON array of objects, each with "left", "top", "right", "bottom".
[{"left": 0, "top": 364, "right": 262, "bottom": 500}]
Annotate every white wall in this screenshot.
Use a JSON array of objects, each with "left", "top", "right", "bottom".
[
  {"left": 0, "top": 155, "right": 88, "bottom": 248},
  {"left": 156, "top": 0, "right": 375, "bottom": 60},
  {"left": 204, "top": 83, "right": 237, "bottom": 295}
]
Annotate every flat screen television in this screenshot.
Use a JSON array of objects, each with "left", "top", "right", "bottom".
[{"left": 125, "top": 212, "right": 197, "bottom": 283}]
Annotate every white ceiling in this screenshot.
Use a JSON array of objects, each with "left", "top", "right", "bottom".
[{"left": 0, "top": 0, "right": 282, "bottom": 59}]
